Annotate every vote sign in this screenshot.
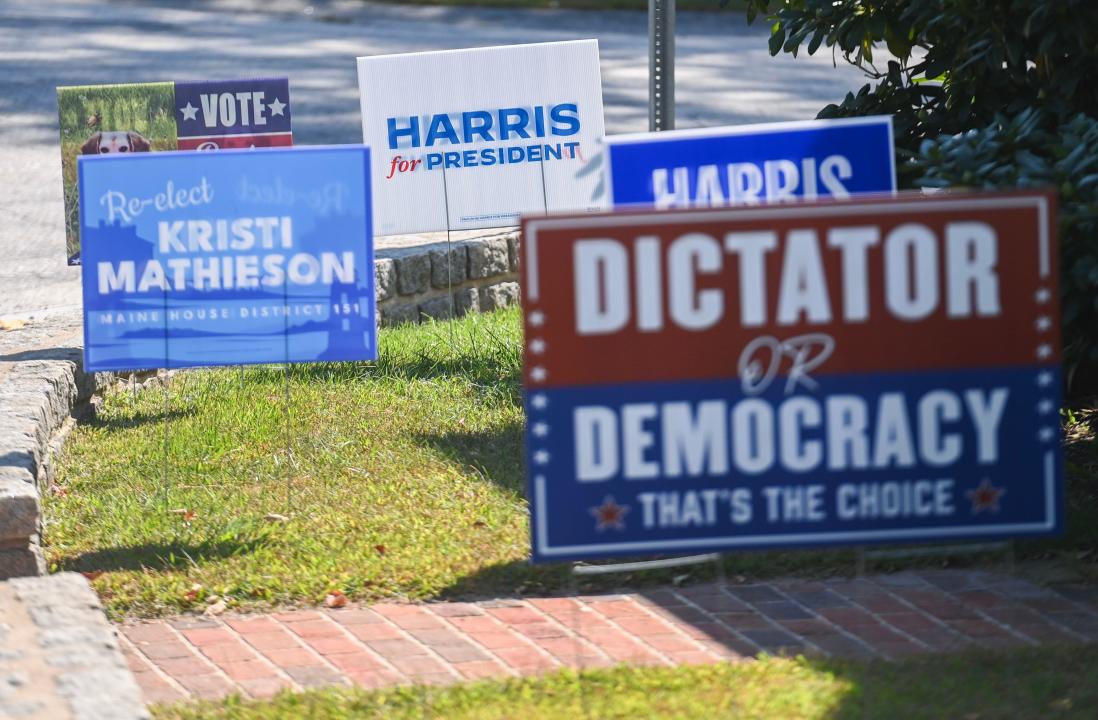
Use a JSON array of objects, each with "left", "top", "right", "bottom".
[
  {"left": 602, "top": 116, "right": 896, "bottom": 210},
  {"left": 521, "top": 192, "right": 1061, "bottom": 562},
  {"left": 79, "top": 146, "right": 375, "bottom": 372},
  {"left": 174, "top": 78, "right": 293, "bottom": 150},
  {"left": 358, "top": 40, "right": 606, "bottom": 236}
]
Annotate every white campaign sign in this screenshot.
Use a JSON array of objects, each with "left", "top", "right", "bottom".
[{"left": 358, "top": 40, "right": 606, "bottom": 236}]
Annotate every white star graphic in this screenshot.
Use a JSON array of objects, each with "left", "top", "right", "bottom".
[
  {"left": 532, "top": 422, "right": 550, "bottom": 437},
  {"left": 529, "top": 338, "right": 547, "bottom": 355},
  {"left": 1037, "top": 371, "right": 1054, "bottom": 387},
  {"left": 1035, "top": 316, "right": 1052, "bottom": 332},
  {"left": 1036, "top": 344, "right": 1053, "bottom": 359},
  {"left": 530, "top": 393, "right": 548, "bottom": 410},
  {"left": 1035, "top": 288, "right": 1051, "bottom": 304},
  {"left": 533, "top": 450, "right": 551, "bottom": 465},
  {"left": 528, "top": 310, "right": 545, "bottom": 327},
  {"left": 1037, "top": 399, "right": 1055, "bottom": 415},
  {"left": 1038, "top": 427, "right": 1056, "bottom": 442},
  {"left": 530, "top": 366, "right": 547, "bottom": 382},
  {"left": 179, "top": 102, "right": 199, "bottom": 121},
  {"left": 267, "top": 97, "right": 287, "bottom": 117}
]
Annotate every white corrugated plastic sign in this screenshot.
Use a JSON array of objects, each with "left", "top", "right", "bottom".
[{"left": 358, "top": 40, "right": 607, "bottom": 236}]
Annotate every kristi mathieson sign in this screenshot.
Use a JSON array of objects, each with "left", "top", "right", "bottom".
[
  {"left": 520, "top": 193, "right": 1062, "bottom": 562},
  {"left": 78, "top": 147, "right": 375, "bottom": 372},
  {"left": 94, "top": 177, "right": 352, "bottom": 295}
]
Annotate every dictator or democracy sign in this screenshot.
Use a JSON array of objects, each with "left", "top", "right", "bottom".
[
  {"left": 358, "top": 40, "right": 606, "bottom": 236},
  {"left": 602, "top": 116, "right": 895, "bottom": 210},
  {"left": 521, "top": 192, "right": 1061, "bottom": 562},
  {"left": 78, "top": 146, "right": 375, "bottom": 372}
]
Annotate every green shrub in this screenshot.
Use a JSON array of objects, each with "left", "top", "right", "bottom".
[
  {"left": 913, "top": 110, "right": 1098, "bottom": 391},
  {"left": 744, "top": 0, "right": 1098, "bottom": 394}
]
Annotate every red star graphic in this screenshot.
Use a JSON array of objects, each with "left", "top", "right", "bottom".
[
  {"left": 966, "top": 478, "right": 1006, "bottom": 514},
  {"left": 589, "top": 495, "right": 629, "bottom": 531}
]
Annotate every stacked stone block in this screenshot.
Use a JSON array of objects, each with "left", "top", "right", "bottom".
[{"left": 376, "top": 231, "right": 521, "bottom": 326}]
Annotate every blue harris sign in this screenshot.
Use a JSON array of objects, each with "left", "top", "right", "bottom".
[
  {"left": 602, "top": 116, "right": 896, "bottom": 209},
  {"left": 78, "top": 146, "right": 375, "bottom": 372}
]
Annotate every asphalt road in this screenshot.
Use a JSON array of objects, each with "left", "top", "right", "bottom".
[{"left": 0, "top": 0, "right": 874, "bottom": 318}]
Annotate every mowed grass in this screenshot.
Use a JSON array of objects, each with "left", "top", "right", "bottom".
[
  {"left": 152, "top": 645, "right": 1098, "bottom": 720},
  {"left": 47, "top": 307, "right": 1098, "bottom": 618},
  {"left": 47, "top": 308, "right": 550, "bottom": 618}
]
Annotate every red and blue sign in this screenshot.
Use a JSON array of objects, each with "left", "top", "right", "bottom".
[
  {"left": 521, "top": 192, "right": 1061, "bottom": 562},
  {"left": 78, "top": 146, "right": 374, "bottom": 372},
  {"left": 174, "top": 78, "right": 292, "bottom": 150},
  {"left": 602, "top": 116, "right": 895, "bottom": 209}
]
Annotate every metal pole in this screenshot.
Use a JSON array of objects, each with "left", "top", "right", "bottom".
[{"left": 649, "top": 0, "right": 676, "bottom": 132}]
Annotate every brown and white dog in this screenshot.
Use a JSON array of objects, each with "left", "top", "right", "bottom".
[{"left": 79, "top": 131, "right": 152, "bottom": 155}]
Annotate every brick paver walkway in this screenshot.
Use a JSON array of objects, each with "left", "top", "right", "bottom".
[{"left": 119, "top": 569, "right": 1098, "bottom": 705}]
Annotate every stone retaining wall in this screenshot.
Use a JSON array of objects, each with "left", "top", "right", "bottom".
[{"left": 376, "top": 230, "right": 520, "bottom": 325}]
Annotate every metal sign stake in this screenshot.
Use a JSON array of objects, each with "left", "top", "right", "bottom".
[{"left": 649, "top": 0, "right": 676, "bottom": 132}]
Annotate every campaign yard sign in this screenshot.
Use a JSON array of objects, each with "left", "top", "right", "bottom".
[
  {"left": 521, "top": 192, "right": 1061, "bottom": 562},
  {"left": 58, "top": 78, "right": 293, "bottom": 264},
  {"left": 601, "top": 116, "right": 896, "bottom": 211},
  {"left": 357, "top": 40, "right": 606, "bottom": 236},
  {"left": 78, "top": 146, "right": 374, "bottom": 372}
]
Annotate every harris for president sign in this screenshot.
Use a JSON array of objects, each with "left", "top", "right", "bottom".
[
  {"left": 521, "top": 192, "right": 1061, "bottom": 562},
  {"left": 357, "top": 40, "right": 606, "bottom": 236}
]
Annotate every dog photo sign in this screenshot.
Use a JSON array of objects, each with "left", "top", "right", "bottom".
[
  {"left": 357, "top": 40, "right": 606, "bottom": 236},
  {"left": 77, "top": 146, "right": 375, "bottom": 372},
  {"left": 57, "top": 78, "right": 293, "bottom": 265}
]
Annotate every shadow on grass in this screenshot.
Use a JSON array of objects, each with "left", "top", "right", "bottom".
[
  {"left": 803, "top": 644, "right": 1098, "bottom": 719},
  {"left": 416, "top": 425, "right": 525, "bottom": 495},
  {"left": 57, "top": 538, "right": 266, "bottom": 573},
  {"left": 87, "top": 406, "right": 197, "bottom": 431}
]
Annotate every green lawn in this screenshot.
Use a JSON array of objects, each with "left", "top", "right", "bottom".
[
  {"left": 152, "top": 646, "right": 1098, "bottom": 719},
  {"left": 47, "top": 308, "right": 1098, "bottom": 619},
  {"left": 48, "top": 309, "right": 537, "bottom": 618}
]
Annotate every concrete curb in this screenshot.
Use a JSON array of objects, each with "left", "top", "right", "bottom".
[{"left": 0, "top": 572, "right": 149, "bottom": 719}]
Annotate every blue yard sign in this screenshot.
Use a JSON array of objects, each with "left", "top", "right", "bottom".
[
  {"left": 602, "top": 116, "right": 896, "bottom": 209},
  {"left": 78, "top": 146, "right": 375, "bottom": 372}
]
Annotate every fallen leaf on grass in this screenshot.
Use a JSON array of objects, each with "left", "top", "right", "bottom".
[
  {"left": 374, "top": 545, "right": 387, "bottom": 556},
  {"left": 184, "top": 583, "right": 203, "bottom": 602},
  {"left": 472, "top": 520, "right": 487, "bottom": 529},
  {"left": 324, "top": 590, "right": 348, "bottom": 608},
  {"left": 80, "top": 571, "right": 103, "bottom": 581},
  {"left": 0, "top": 319, "right": 26, "bottom": 331}
]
